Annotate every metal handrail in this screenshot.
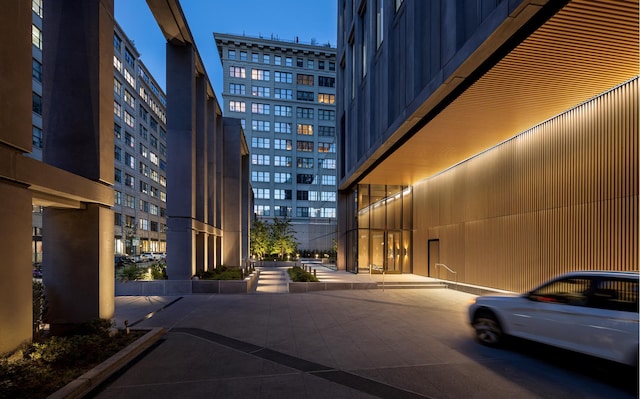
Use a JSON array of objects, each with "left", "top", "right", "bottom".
[
  {"left": 435, "top": 263, "right": 457, "bottom": 289},
  {"left": 370, "top": 264, "right": 385, "bottom": 291}
]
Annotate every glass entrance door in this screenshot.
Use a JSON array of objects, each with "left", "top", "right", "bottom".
[{"left": 370, "top": 230, "right": 402, "bottom": 272}]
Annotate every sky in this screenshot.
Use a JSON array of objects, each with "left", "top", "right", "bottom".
[{"left": 114, "top": 0, "right": 338, "bottom": 99}]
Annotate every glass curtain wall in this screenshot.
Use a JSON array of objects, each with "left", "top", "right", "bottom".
[{"left": 345, "top": 184, "right": 412, "bottom": 273}]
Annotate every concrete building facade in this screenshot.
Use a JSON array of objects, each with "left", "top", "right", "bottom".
[
  {"left": 215, "top": 33, "right": 338, "bottom": 254},
  {"left": 336, "top": 0, "right": 638, "bottom": 291}
]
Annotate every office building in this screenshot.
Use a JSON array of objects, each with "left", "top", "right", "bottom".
[
  {"left": 337, "top": 0, "right": 638, "bottom": 291},
  {"left": 215, "top": 33, "right": 338, "bottom": 253}
]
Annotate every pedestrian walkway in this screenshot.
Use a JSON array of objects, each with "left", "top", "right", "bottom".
[{"left": 254, "top": 266, "right": 289, "bottom": 294}]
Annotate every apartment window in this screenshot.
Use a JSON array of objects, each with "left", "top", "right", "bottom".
[
  {"left": 228, "top": 50, "right": 236, "bottom": 60},
  {"left": 139, "top": 181, "right": 149, "bottom": 194},
  {"left": 297, "top": 91, "right": 314, "bottom": 102},
  {"left": 321, "top": 159, "right": 336, "bottom": 169},
  {"left": 322, "top": 192, "right": 336, "bottom": 201},
  {"left": 297, "top": 207, "right": 309, "bottom": 217},
  {"left": 297, "top": 157, "right": 314, "bottom": 169},
  {"left": 251, "top": 69, "right": 270, "bottom": 81},
  {"left": 229, "top": 66, "right": 246, "bottom": 78},
  {"left": 318, "top": 76, "right": 335, "bottom": 87},
  {"left": 125, "top": 132, "right": 135, "bottom": 148},
  {"left": 296, "top": 107, "right": 314, "bottom": 119},
  {"left": 297, "top": 74, "right": 314, "bottom": 85},
  {"left": 297, "top": 141, "right": 314, "bottom": 152},
  {"left": 139, "top": 200, "right": 149, "bottom": 213},
  {"left": 124, "top": 69, "right": 135, "bottom": 87},
  {"left": 139, "top": 162, "right": 149, "bottom": 176},
  {"left": 297, "top": 124, "right": 314, "bottom": 135},
  {"left": 32, "top": 59, "right": 42, "bottom": 82},
  {"left": 149, "top": 152, "right": 159, "bottom": 166},
  {"left": 274, "top": 105, "right": 292, "bottom": 117},
  {"left": 251, "top": 171, "right": 270, "bottom": 182},
  {"left": 318, "top": 142, "right": 335, "bottom": 153},
  {"left": 139, "top": 106, "right": 148, "bottom": 122},
  {"left": 32, "top": 0, "right": 43, "bottom": 17},
  {"left": 274, "top": 206, "right": 290, "bottom": 217},
  {"left": 150, "top": 169, "right": 159, "bottom": 182},
  {"left": 253, "top": 188, "right": 270, "bottom": 199},
  {"left": 229, "top": 100, "right": 246, "bottom": 112},
  {"left": 297, "top": 58, "right": 304, "bottom": 67},
  {"left": 114, "top": 56, "right": 122, "bottom": 73},
  {"left": 318, "top": 109, "right": 335, "bottom": 120},
  {"left": 114, "top": 191, "right": 122, "bottom": 206},
  {"left": 274, "top": 173, "right": 292, "bottom": 183},
  {"left": 274, "top": 122, "right": 292, "bottom": 134},
  {"left": 32, "top": 25, "right": 42, "bottom": 50},
  {"left": 321, "top": 175, "right": 337, "bottom": 185},
  {"left": 150, "top": 117, "right": 158, "bottom": 132},
  {"left": 114, "top": 123, "right": 122, "bottom": 139},
  {"left": 159, "top": 143, "right": 166, "bottom": 156},
  {"left": 254, "top": 205, "right": 270, "bottom": 216},
  {"left": 297, "top": 174, "right": 314, "bottom": 184},
  {"left": 140, "top": 125, "right": 148, "bottom": 141},
  {"left": 307, "top": 60, "right": 314, "bottom": 69},
  {"left": 274, "top": 189, "right": 292, "bottom": 200},
  {"left": 285, "top": 57, "right": 293, "bottom": 66},
  {"left": 252, "top": 154, "right": 270, "bottom": 165},
  {"left": 275, "top": 71, "right": 292, "bottom": 83},
  {"left": 251, "top": 103, "right": 270, "bottom": 114},
  {"left": 123, "top": 90, "right": 135, "bottom": 108},
  {"left": 318, "top": 94, "right": 335, "bottom": 105},
  {"left": 263, "top": 54, "right": 270, "bottom": 64},
  {"left": 274, "top": 156, "right": 292, "bottom": 167},
  {"left": 318, "top": 126, "right": 335, "bottom": 136},
  {"left": 114, "top": 101, "right": 122, "bottom": 118},
  {"left": 114, "top": 78, "right": 122, "bottom": 97},
  {"left": 274, "top": 88, "right": 293, "bottom": 99},
  {"left": 32, "top": 126, "right": 43, "bottom": 149},
  {"left": 123, "top": 110, "right": 135, "bottom": 128},
  {"left": 252, "top": 86, "right": 270, "bottom": 97},
  {"left": 125, "top": 173, "right": 134, "bottom": 188},
  {"left": 251, "top": 137, "right": 270, "bottom": 148},
  {"left": 125, "top": 48, "right": 135, "bottom": 68},
  {"left": 240, "top": 51, "right": 247, "bottom": 61},
  {"left": 114, "top": 168, "right": 122, "bottom": 183},
  {"left": 252, "top": 53, "right": 259, "bottom": 63},
  {"left": 150, "top": 134, "right": 158, "bottom": 149},
  {"left": 274, "top": 56, "right": 282, "bottom": 65},
  {"left": 329, "top": 62, "right": 335, "bottom": 71},
  {"left": 230, "top": 83, "right": 246, "bottom": 95},
  {"left": 32, "top": 92, "right": 42, "bottom": 115},
  {"left": 252, "top": 120, "right": 270, "bottom": 132},
  {"left": 274, "top": 139, "right": 292, "bottom": 150},
  {"left": 297, "top": 190, "right": 309, "bottom": 200},
  {"left": 318, "top": 61, "right": 325, "bottom": 70},
  {"left": 150, "top": 204, "right": 159, "bottom": 215},
  {"left": 114, "top": 146, "right": 122, "bottom": 162}
]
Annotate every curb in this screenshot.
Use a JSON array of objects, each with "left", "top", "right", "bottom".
[{"left": 47, "top": 327, "right": 166, "bottom": 399}]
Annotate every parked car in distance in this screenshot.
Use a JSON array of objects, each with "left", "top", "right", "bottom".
[
  {"left": 139, "top": 251, "right": 163, "bottom": 262},
  {"left": 114, "top": 254, "right": 134, "bottom": 267},
  {"left": 469, "top": 270, "right": 639, "bottom": 366}
]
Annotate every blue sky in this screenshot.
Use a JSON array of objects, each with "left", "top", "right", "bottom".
[{"left": 115, "top": 0, "right": 338, "bottom": 98}]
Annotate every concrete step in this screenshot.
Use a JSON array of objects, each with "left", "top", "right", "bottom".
[{"left": 376, "top": 282, "right": 448, "bottom": 289}]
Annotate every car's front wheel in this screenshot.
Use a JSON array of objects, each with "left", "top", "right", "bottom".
[{"left": 473, "top": 311, "right": 503, "bottom": 346}]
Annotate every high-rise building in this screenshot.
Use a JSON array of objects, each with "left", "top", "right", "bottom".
[
  {"left": 215, "top": 33, "right": 337, "bottom": 254},
  {"left": 337, "top": 0, "right": 638, "bottom": 291},
  {"left": 30, "top": 1, "right": 168, "bottom": 262}
]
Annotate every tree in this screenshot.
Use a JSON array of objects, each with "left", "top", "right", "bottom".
[
  {"left": 270, "top": 217, "right": 298, "bottom": 259},
  {"left": 250, "top": 219, "right": 270, "bottom": 259}
]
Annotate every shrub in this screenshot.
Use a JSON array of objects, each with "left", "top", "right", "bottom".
[
  {"left": 149, "top": 263, "right": 167, "bottom": 280},
  {"left": 194, "top": 266, "right": 243, "bottom": 280},
  {"left": 32, "top": 280, "right": 47, "bottom": 340},
  {"left": 288, "top": 266, "right": 319, "bottom": 282},
  {"left": 118, "top": 264, "right": 143, "bottom": 281}
]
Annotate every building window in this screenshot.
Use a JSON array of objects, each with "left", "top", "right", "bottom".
[
  {"left": 251, "top": 69, "right": 270, "bottom": 81},
  {"left": 285, "top": 57, "right": 293, "bottom": 66},
  {"left": 275, "top": 56, "right": 282, "bottom": 65},
  {"left": 114, "top": 78, "right": 122, "bottom": 97},
  {"left": 125, "top": 48, "right": 135, "bottom": 68},
  {"left": 240, "top": 51, "right": 247, "bottom": 61},
  {"left": 32, "top": 92, "right": 42, "bottom": 115},
  {"left": 297, "top": 58, "right": 304, "bottom": 67},
  {"left": 319, "top": 60, "right": 325, "bottom": 70},
  {"left": 251, "top": 171, "right": 270, "bottom": 182},
  {"left": 253, "top": 188, "right": 271, "bottom": 199},
  {"left": 297, "top": 207, "right": 309, "bottom": 217},
  {"left": 297, "top": 158, "right": 314, "bottom": 169},
  {"left": 254, "top": 205, "right": 270, "bottom": 216},
  {"left": 321, "top": 159, "right": 336, "bottom": 169},
  {"left": 229, "top": 100, "right": 246, "bottom": 112},
  {"left": 297, "top": 174, "right": 314, "bottom": 184},
  {"left": 125, "top": 173, "right": 134, "bottom": 188},
  {"left": 274, "top": 105, "right": 292, "bottom": 117},
  {"left": 252, "top": 103, "right": 270, "bottom": 115},
  {"left": 228, "top": 50, "right": 236, "bottom": 60},
  {"left": 318, "top": 109, "right": 335, "bottom": 120},
  {"left": 274, "top": 139, "right": 292, "bottom": 150},
  {"left": 318, "top": 94, "right": 335, "bottom": 105},
  {"left": 114, "top": 146, "right": 122, "bottom": 162},
  {"left": 150, "top": 134, "right": 158, "bottom": 149},
  {"left": 297, "top": 141, "right": 314, "bottom": 152},
  {"left": 252, "top": 53, "right": 259, "bottom": 63},
  {"left": 297, "top": 124, "right": 314, "bottom": 135},
  {"left": 297, "top": 190, "right": 309, "bottom": 200},
  {"left": 32, "top": 126, "right": 43, "bottom": 149},
  {"left": 296, "top": 91, "right": 314, "bottom": 101},
  {"left": 318, "top": 76, "right": 335, "bottom": 87},
  {"left": 123, "top": 90, "right": 135, "bottom": 108},
  {"left": 252, "top": 120, "right": 271, "bottom": 132},
  {"left": 114, "top": 123, "right": 122, "bottom": 139},
  {"left": 32, "top": 59, "right": 42, "bottom": 82},
  {"left": 114, "top": 191, "right": 122, "bottom": 206},
  {"left": 115, "top": 168, "right": 122, "bottom": 183},
  {"left": 140, "top": 125, "right": 148, "bottom": 141},
  {"left": 274, "top": 122, "right": 292, "bottom": 134},
  {"left": 318, "top": 126, "right": 335, "bottom": 136},
  {"left": 32, "top": 25, "right": 42, "bottom": 50},
  {"left": 230, "top": 83, "right": 246, "bottom": 95},
  {"left": 274, "top": 189, "right": 292, "bottom": 200},
  {"left": 252, "top": 154, "right": 271, "bottom": 165},
  {"left": 275, "top": 71, "right": 293, "bottom": 83},
  {"left": 307, "top": 60, "right": 314, "bottom": 69},
  {"left": 274, "top": 173, "right": 292, "bottom": 183},
  {"left": 296, "top": 107, "right": 314, "bottom": 119},
  {"left": 150, "top": 117, "right": 158, "bottom": 132},
  {"left": 321, "top": 175, "right": 336, "bottom": 185},
  {"left": 124, "top": 69, "right": 135, "bottom": 88},
  {"left": 274, "top": 156, "right": 292, "bottom": 167},
  {"left": 318, "top": 142, "right": 335, "bottom": 153},
  {"left": 114, "top": 56, "right": 123, "bottom": 73},
  {"left": 229, "top": 66, "right": 246, "bottom": 78},
  {"left": 274, "top": 88, "right": 293, "bottom": 99},
  {"left": 297, "top": 74, "right": 314, "bottom": 85},
  {"left": 32, "top": 0, "right": 43, "bottom": 17},
  {"left": 329, "top": 62, "right": 335, "bottom": 71},
  {"left": 114, "top": 101, "right": 122, "bottom": 118},
  {"left": 263, "top": 54, "right": 270, "bottom": 64},
  {"left": 123, "top": 110, "right": 135, "bottom": 128},
  {"left": 252, "top": 86, "right": 270, "bottom": 97},
  {"left": 251, "top": 137, "right": 270, "bottom": 148},
  {"left": 274, "top": 206, "right": 290, "bottom": 217}
]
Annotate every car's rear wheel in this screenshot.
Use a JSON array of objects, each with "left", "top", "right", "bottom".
[{"left": 473, "top": 311, "right": 503, "bottom": 346}]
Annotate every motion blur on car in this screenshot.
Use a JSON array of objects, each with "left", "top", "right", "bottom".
[{"left": 469, "top": 270, "right": 639, "bottom": 366}]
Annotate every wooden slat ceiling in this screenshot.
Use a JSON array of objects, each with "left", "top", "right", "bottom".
[{"left": 360, "top": 0, "right": 639, "bottom": 186}]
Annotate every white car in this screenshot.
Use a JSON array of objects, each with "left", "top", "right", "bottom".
[
  {"left": 139, "top": 251, "right": 163, "bottom": 262},
  {"left": 469, "top": 270, "right": 639, "bottom": 366}
]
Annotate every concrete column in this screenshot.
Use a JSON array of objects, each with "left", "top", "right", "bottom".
[
  {"left": 195, "top": 232, "right": 206, "bottom": 274},
  {"left": 42, "top": 0, "right": 115, "bottom": 333},
  {"left": 195, "top": 74, "right": 207, "bottom": 224},
  {"left": 166, "top": 42, "right": 196, "bottom": 279},
  {"left": 206, "top": 100, "right": 217, "bottom": 227},
  {"left": 222, "top": 118, "right": 243, "bottom": 267},
  {"left": 337, "top": 190, "right": 350, "bottom": 271},
  {"left": 0, "top": 0, "right": 32, "bottom": 353}
]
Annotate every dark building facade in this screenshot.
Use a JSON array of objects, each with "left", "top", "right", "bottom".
[{"left": 336, "top": 0, "right": 638, "bottom": 292}]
